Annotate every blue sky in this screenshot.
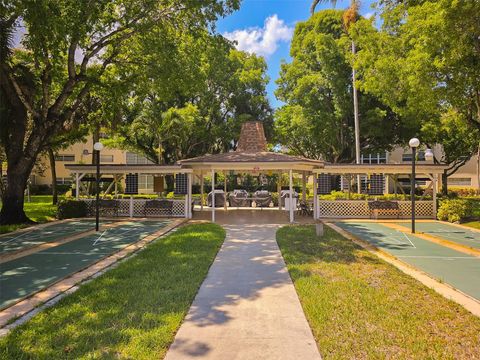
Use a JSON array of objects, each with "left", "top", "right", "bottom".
[{"left": 217, "top": 0, "right": 376, "bottom": 108}]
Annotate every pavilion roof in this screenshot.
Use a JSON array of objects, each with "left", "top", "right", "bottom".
[
  {"left": 315, "top": 163, "right": 448, "bottom": 175},
  {"left": 179, "top": 151, "right": 322, "bottom": 164}
]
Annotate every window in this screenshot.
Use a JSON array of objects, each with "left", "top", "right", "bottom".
[
  {"left": 55, "top": 154, "right": 75, "bottom": 162},
  {"left": 449, "top": 178, "right": 472, "bottom": 186},
  {"left": 56, "top": 177, "right": 72, "bottom": 185},
  {"left": 126, "top": 152, "right": 153, "bottom": 165},
  {"left": 402, "top": 151, "right": 425, "bottom": 162},
  {"left": 361, "top": 153, "right": 387, "bottom": 164},
  {"left": 100, "top": 154, "right": 114, "bottom": 162},
  {"left": 138, "top": 174, "right": 154, "bottom": 191}
]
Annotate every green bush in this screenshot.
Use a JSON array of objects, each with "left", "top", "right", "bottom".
[
  {"left": 57, "top": 200, "right": 88, "bottom": 219},
  {"left": 437, "top": 199, "right": 473, "bottom": 223},
  {"left": 448, "top": 187, "right": 480, "bottom": 198},
  {"left": 271, "top": 192, "right": 279, "bottom": 206}
]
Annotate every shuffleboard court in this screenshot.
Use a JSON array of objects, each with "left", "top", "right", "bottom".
[
  {"left": 0, "top": 220, "right": 112, "bottom": 254},
  {"left": 334, "top": 221, "right": 480, "bottom": 301},
  {"left": 0, "top": 220, "right": 169, "bottom": 309},
  {"left": 393, "top": 221, "right": 480, "bottom": 250}
]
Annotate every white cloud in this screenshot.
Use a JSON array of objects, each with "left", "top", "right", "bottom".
[
  {"left": 223, "top": 15, "right": 293, "bottom": 58},
  {"left": 363, "top": 12, "right": 374, "bottom": 20}
]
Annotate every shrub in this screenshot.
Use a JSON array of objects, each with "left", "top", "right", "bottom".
[
  {"left": 437, "top": 199, "right": 473, "bottom": 223},
  {"left": 29, "top": 184, "right": 72, "bottom": 195},
  {"left": 29, "top": 184, "right": 52, "bottom": 195},
  {"left": 448, "top": 187, "right": 480, "bottom": 198},
  {"left": 271, "top": 192, "right": 279, "bottom": 206},
  {"left": 57, "top": 200, "right": 87, "bottom": 219}
]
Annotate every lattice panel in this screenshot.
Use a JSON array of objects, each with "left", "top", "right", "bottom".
[
  {"left": 397, "top": 201, "right": 433, "bottom": 218},
  {"left": 368, "top": 174, "right": 385, "bottom": 195},
  {"left": 317, "top": 174, "right": 332, "bottom": 195},
  {"left": 172, "top": 201, "right": 186, "bottom": 216},
  {"left": 117, "top": 200, "right": 130, "bottom": 216},
  {"left": 125, "top": 173, "right": 138, "bottom": 194},
  {"left": 80, "top": 199, "right": 186, "bottom": 217},
  {"left": 318, "top": 201, "right": 370, "bottom": 218},
  {"left": 318, "top": 200, "right": 434, "bottom": 219},
  {"left": 175, "top": 174, "right": 188, "bottom": 195},
  {"left": 84, "top": 200, "right": 95, "bottom": 216}
]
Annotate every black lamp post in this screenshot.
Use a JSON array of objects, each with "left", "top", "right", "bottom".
[
  {"left": 93, "top": 141, "right": 104, "bottom": 231},
  {"left": 409, "top": 138, "right": 434, "bottom": 234},
  {"left": 409, "top": 138, "right": 420, "bottom": 233}
]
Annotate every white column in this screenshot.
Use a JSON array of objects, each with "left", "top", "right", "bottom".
[
  {"left": 75, "top": 173, "right": 80, "bottom": 200},
  {"left": 278, "top": 171, "right": 282, "bottom": 210},
  {"left": 302, "top": 172, "right": 307, "bottom": 202},
  {"left": 188, "top": 173, "right": 192, "bottom": 218},
  {"left": 114, "top": 175, "right": 118, "bottom": 198},
  {"left": 211, "top": 169, "right": 215, "bottom": 223},
  {"left": 129, "top": 196, "right": 134, "bottom": 218},
  {"left": 313, "top": 174, "right": 318, "bottom": 219},
  {"left": 224, "top": 171, "right": 228, "bottom": 211},
  {"left": 200, "top": 173, "right": 204, "bottom": 211},
  {"left": 289, "top": 169, "right": 294, "bottom": 223},
  {"left": 183, "top": 173, "right": 189, "bottom": 219},
  {"left": 433, "top": 174, "right": 437, "bottom": 219}
]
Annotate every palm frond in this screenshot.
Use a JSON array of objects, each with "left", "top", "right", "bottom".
[
  {"left": 0, "top": 16, "right": 15, "bottom": 62},
  {"left": 310, "top": 0, "right": 338, "bottom": 15}
]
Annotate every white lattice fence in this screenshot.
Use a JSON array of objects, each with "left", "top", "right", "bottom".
[
  {"left": 81, "top": 199, "right": 186, "bottom": 217},
  {"left": 318, "top": 200, "right": 434, "bottom": 219},
  {"left": 398, "top": 201, "right": 433, "bottom": 218},
  {"left": 318, "top": 201, "right": 370, "bottom": 218}
]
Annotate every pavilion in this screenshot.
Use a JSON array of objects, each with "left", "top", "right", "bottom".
[{"left": 66, "top": 121, "right": 447, "bottom": 223}]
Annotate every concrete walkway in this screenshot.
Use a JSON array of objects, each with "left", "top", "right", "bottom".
[{"left": 165, "top": 224, "right": 321, "bottom": 360}]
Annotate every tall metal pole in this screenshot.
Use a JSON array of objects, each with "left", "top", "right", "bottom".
[
  {"left": 411, "top": 147, "right": 416, "bottom": 234},
  {"left": 352, "top": 40, "right": 361, "bottom": 194},
  {"left": 211, "top": 169, "right": 215, "bottom": 223},
  {"left": 95, "top": 150, "right": 100, "bottom": 232}
]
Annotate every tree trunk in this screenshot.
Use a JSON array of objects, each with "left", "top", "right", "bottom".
[
  {"left": 0, "top": 161, "right": 34, "bottom": 225},
  {"left": 442, "top": 170, "right": 448, "bottom": 196},
  {"left": 48, "top": 148, "right": 58, "bottom": 205}
]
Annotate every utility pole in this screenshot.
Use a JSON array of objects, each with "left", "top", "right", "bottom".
[{"left": 352, "top": 41, "right": 361, "bottom": 193}]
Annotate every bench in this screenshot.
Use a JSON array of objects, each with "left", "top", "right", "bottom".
[
  {"left": 99, "top": 200, "right": 119, "bottom": 217},
  {"left": 368, "top": 200, "right": 400, "bottom": 219},
  {"left": 144, "top": 199, "right": 173, "bottom": 216}
]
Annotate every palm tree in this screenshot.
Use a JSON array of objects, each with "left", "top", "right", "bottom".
[{"left": 311, "top": 0, "right": 361, "bottom": 192}]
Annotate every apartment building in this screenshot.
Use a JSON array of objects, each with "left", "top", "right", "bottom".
[
  {"left": 31, "top": 137, "right": 480, "bottom": 192},
  {"left": 32, "top": 137, "right": 157, "bottom": 194}
]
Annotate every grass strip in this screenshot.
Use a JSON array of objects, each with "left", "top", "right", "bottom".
[
  {"left": 276, "top": 225, "right": 480, "bottom": 359},
  {"left": 0, "top": 223, "right": 225, "bottom": 359}
]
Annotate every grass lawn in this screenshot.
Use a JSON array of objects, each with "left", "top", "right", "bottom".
[
  {"left": 0, "top": 195, "right": 59, "bottom": 234},
  {"left": 461, "top": 221, "right": 480, "bottom": 230},
  {"left": 461, "top": 199, "right": 480, "bottom": 229},
  {"left": 277, "top": 225, "right": 480, "bottom": 359},
  {"left": 0, "top": 223, "right": 225, "bottom": 359}
]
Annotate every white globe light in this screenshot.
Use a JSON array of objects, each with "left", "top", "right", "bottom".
[
  {"left": 409, "top": 138, "right": 420, "bottom": 148},
  {"left": 425, "top": 148, "right": 434, "bottom": 161},
  {"left": 94, "top": 142, "right": 104, "bottom": 151}
]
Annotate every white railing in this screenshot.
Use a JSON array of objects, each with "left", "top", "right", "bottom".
[
  {"left": 317, "top": 200, "right": 434, "bottom": 219},
  {"left": 81, "top": 198, "right": 187, "bottom": 218}
]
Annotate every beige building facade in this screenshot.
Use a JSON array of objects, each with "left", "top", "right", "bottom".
[{"left": 31, "top": 136, "right": 480, "bottom": 192}]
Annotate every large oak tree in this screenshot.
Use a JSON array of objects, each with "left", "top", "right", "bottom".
[
  {"left": 352, "top": 0, "right": 480, "bottom": 192},
  {"left": 0, "top": 0, "right": 239, "bottom": 224},
  {"left": 275, "top": 10, "right": 405, "bottom": 163}
]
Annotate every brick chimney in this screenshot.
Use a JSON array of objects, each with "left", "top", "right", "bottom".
[{"left": 236, "top": 121, "right": 268, "bottom": 153}]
